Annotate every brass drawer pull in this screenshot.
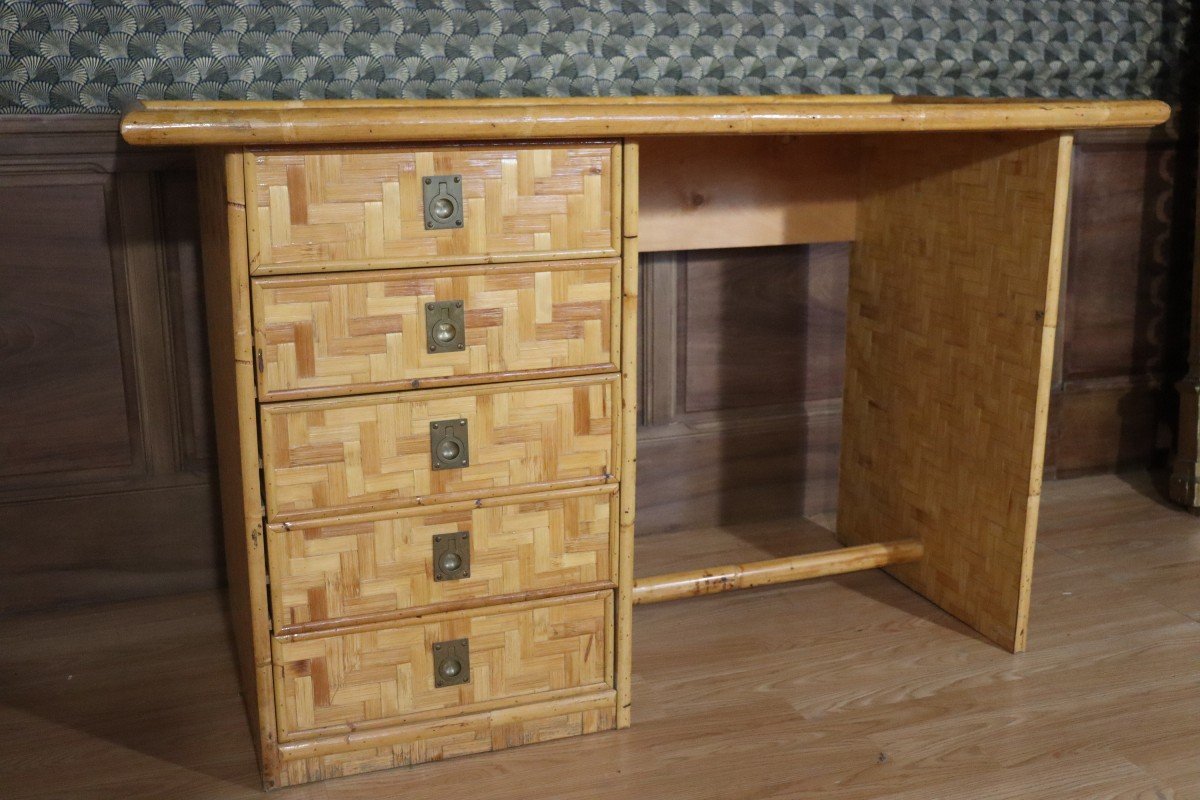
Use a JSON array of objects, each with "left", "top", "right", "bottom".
[
  {"left": 430, "top": 418, "right": 469, "bottom": 470},
  {"left": 432, "top": 531, "right": 470, "bottom": 581},
  {"left": 425, "top": 299, "right": 465, "bottom": 353},
  {"left": 423, "top": 174, "right": 463, "bottom": 229},
  {"left": 432, "top": 638, "right": 470, "bottom": 687}
]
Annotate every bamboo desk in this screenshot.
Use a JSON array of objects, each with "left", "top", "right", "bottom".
[{"left": 121, "top": 96, "right": 1169, "bottom": 789}]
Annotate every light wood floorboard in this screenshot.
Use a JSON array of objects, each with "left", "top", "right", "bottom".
[{"left": 0, "top": 471, "right": 1195, "bottom": 799}]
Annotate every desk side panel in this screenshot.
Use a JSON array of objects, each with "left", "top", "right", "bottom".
[
  {"left": 196, "top": 150, "right": 281, "bottom": 785},
  {"left": 838, "top": 132, "right": 1069, "bottom": 652}
]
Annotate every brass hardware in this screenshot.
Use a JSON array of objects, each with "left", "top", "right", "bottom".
[
  {"left": 432, "top": 638, "right": 470, "bottom": 687},
  {"left": 432, "top": 531, "right": 470, "bottom": 581},
  {"left": 430, "top": 418, "right": 469, "bottom": 470},
  {"left": 425, "top": 300, "right": 466, "bottom": 353},
  {"left": 422, "top": 174, "right": 464, "bottom": 230}
]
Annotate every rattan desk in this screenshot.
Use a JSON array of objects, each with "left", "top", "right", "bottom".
[{"left": 121, "top": 95, "right": 1169, "bottom": 789}]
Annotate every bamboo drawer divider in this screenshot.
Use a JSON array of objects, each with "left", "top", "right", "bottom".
[{"left": 121, "top": 95, "right": 1169, "bottom": 791}]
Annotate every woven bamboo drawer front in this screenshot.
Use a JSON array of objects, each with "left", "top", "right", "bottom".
[
  {"left": 273, "top": 591, "right": 612, "bottom": 740},
  {"left": 246, "top": 143, "right": 620, "bottom": 274},
  {"left": 260, "top": 375, "right": 617, "bottom": 521},
  {"left": 251, "top": 259, "right": 620, "bottom": 401},
  {"left": 267, "top": 487, "right": 618, "bottom": 632}
]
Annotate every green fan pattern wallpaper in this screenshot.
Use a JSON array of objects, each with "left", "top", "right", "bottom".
[{"left": 0, "top": 1, "right": 1193, "bottom": 114}]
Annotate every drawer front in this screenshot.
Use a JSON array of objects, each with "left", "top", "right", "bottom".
[
  {"left": 252, "top": 259, "right": 620, "bottom": 400},
  {"left": 246, "top": 143, "right": 619, "bottom": 273},
  {"left": 268, "top": 487, "right": 617, "bottom": 631},
  {"left": 273, "top": 592, "right": 611, "bottom": 740},
  {"left": 260, "top": 375, "right": 617, "bottom": 520}
]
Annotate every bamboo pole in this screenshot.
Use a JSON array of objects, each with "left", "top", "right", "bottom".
[
  {"left": 632, "top": 540, "right": 924, "bottom": 605},
  {"left": 120, "top": 97, "right": 1171, "bottom": 147},
  {"left": 615, "top": 139, "right": 639, "bottom": 729}
]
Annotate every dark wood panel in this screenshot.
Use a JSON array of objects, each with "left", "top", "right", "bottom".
[
  {"left": 0, "top": 178, "right": 135, "bottom": 480},
  {"left": 637, "top": 243, "right": 850, "bottom": 534},
  {"left": 1064, "top": 142, "right": 1188, "bottom": 381},
  {"left": 0, "top": 118, "right": 214, "bottom": 612},
  {"left": 159, "top": 168, "right": 214, "bottom": 470},
  {"left": 683, "top": 244, "right": 849, "bottom": 413},
  {"left": 0, "top": 483, "right": 219, "bottom": 613},
  {"left": 1052, "top": 130, "right": 1195, "bottom": 473},
  {"left": 636, "top": 403, "right": 842, "bottom": 535},
  {"left": 1051, "top": 379, "right": 1175, "bottom": 475},
  {"left": 638, "top": 253, "right": 679, "bottom": 427}
]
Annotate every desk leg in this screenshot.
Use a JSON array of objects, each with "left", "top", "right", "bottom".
[
  {"left": 838, "top": 132, "right": 1073, "bottom": 652},
  {"left": 616, "top": 140, "right": 639, "bottom": 727}
]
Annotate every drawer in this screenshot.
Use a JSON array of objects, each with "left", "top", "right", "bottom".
[
  {"left": 273, "top": 591, "right": 612, "bottom": 740},
  {"left": 245, "top": 143, "right": 620, "bottom": 274},
  {"left": 267, "top": 486, "right": 618, "bottom": 632},
  {"left": 252, "top": 259, "right": 620, "bottom": 401},
  {"left": 260, "top": 375, "right": 617, "bottom": 520}
]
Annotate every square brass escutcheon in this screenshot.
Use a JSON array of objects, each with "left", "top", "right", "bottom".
[
  {"left": 425, "top": 299, "right": 465, "bottom": 353},
  {"left": 432, "top": 638, "right": 470, "bottom": 688},
  {"left": 422, "top": 174, "right": 464, "bottom": 229},
  {"left": 430, "top": 418, "right": 469, "bottom": 470},
  {"left": 432, "top": 531, "right": 470, "bottom": 581}
]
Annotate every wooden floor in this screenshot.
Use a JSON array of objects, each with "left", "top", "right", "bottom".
[{"left": 2, "top": 471, "right": 1197, "bottom": 799}]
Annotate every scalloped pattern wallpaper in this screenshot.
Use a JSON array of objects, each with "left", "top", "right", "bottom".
[{"left": 0, "top": 1, "right": 1192, "bottom": 114}]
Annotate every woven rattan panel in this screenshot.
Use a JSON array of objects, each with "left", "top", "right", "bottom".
[
  {"left": 252, "top": 259, "right": 620, "bottom": 400},
  {"left": 267, "top": 487, "right": 617, "bottom": 631},
  {"left": 260, "top": 375, "right": 617, "bottom": 520},
  {"left": 837, "top": 132, "right": 1066, "bottom": 652},
  {"left": 272, "top": 592, "right": 611, "bottom": 740},
  {"left": 276, "top": 699, "right": 616, "bottom": 786},
  {"left": 246, "top": 143, "right": 620, "bottom": 273}
]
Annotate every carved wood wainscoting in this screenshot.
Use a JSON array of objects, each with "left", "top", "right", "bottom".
[
  {"left": 0, "top": 117, "right": 1190, "bottom": 611},
  {"left": 0, "top": 117, "right": 217, "bottom": 612},
  {"left": 635, "top": 244, "right": 848, "bottom": 533},
  {"left": 1049, "top": 125, "right": 1194, "bottom": 478}
]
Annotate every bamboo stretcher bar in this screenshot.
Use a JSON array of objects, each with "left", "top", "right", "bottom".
[{"left": 632, "top": 539, "right": 924, "bottom": 605}]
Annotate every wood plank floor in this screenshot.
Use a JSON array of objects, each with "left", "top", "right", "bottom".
[{"left": 1, "top": 471, "right": 1196, "bottom": 799}]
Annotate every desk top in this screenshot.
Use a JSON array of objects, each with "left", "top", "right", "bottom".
[{"left": 120, "top": 95, "right": 1170, "bottom": 147}]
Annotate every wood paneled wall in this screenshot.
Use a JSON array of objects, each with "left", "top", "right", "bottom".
[
  {"left": 1051, "top": 129, "right": 1194, "bottom": 475},
  {"left": 0, "top": 118, "right": 217, "bottom": 611},
  {"left": 0, "top": 118, "right": 1190, "bottom": 611},
  {"left": 636, "top": 245, "right": 847, "bottom": 533}
]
